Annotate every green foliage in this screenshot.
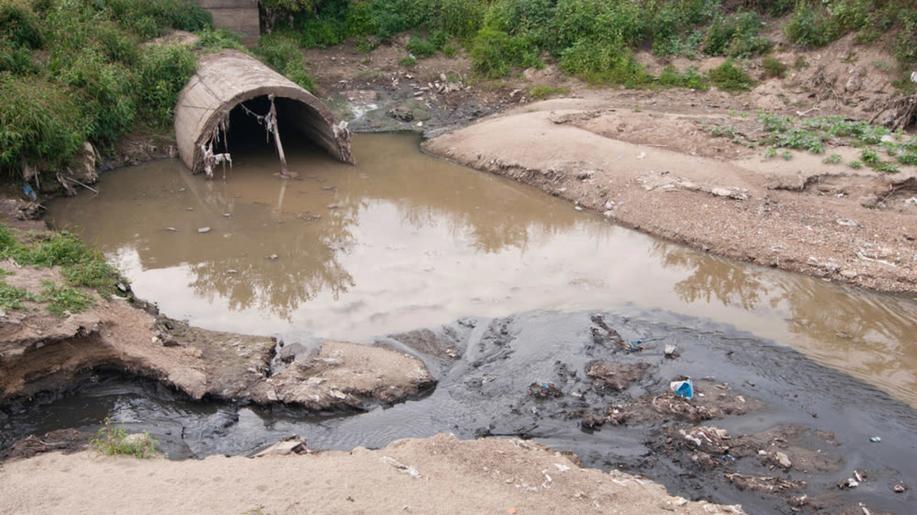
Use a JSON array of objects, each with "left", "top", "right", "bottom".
[
  {"left": 823, "top": 153, "right": 843, "bottom": 164},
  {"left": 657, "top": 66, "right": 709, "bottom": 91},
  {"left": 0, "top": 282, "right": 33, "bottom": 311},
  {"left": 91, "top": 418, "right": 158, "bottom": 458},
  {"left": 707, "top": 60, "right": 753, "bottom": 92},
  {"left": 528, "top": 84, "right": 570, "bottom": 100},
  {"left": 762, "top": 56, "right": 787, "bottom": 78},
  {"left": 399, "top": 54, "right": 416, "bottom": 67},
  {"left": 0, "top": 228, "right": 123, "bottom": 297},
  {"left": 560, "top": 37, "right": 648, "bottom": 86},
  {"left": 0, "top": 74, "right": 86, "bottom": 169},
  {"left": 256, "top": 32, "right": 316, "bottom": 91},
  {"left": 703, "top": 11, "right": 771, "bottom": 58},
  {"left": 406, "top": 34, "right": 437, "bottom": 57},
  {"left": 40, "top": 280, "right": 93, "bottom": 316},
  {"left": 136, "top": 44, "right": 197, "bottom": 127},
  {"left": 848, "top": 159, "right": 863, "bottom": 169},
  {"left": 0, "top": 0, "right": 43, "bottom": 48},
  {"left": 196, "top": 28, "right": 246, "bottom": 51},
  {"left": 471, "top": 28, "right": 540, "bottom": 78},
  {"left": 0, "top": 0, "right": 215, "bottom": 173},
  {"left": 785, "top": 1, "right": 836, "bottom": 48}
]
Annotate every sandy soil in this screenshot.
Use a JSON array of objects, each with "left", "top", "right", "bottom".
[
  {"left": 423, "top": 99, "right": 917, "bottom": 292},
  {"left": 0, "top": 433, "right": 740, "bottom": 515}
]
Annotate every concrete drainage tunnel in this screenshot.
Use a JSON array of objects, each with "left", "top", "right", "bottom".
[{"left": 173, "top": 50, "right": 353, "bottom": 178}]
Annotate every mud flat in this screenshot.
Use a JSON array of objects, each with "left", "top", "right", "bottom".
[{"left": 423, "top": 99, "right": 917, "bottom": 293}]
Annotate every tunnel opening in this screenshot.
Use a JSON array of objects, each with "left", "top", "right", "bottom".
[{"left": 173, "top": 50, "right": 353, "bottom": 177}]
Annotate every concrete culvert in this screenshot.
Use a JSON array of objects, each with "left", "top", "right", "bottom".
[{"left": 174, "top": 50, "right": 353, "bottom": 176}]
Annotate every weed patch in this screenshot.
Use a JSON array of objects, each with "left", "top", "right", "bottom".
[
  {"left": 91, "top": 418, "right": 158, "bottom": 458},
  {"left": 707, "top": 60, "right": 753, "bottom": 92}
]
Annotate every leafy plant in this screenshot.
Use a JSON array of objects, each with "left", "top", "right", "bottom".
[
  {"left": 762, "top": 56, "right": 787, "bottom": 79},
  {"left": 91, "top": 418, "right": 158, "bottom": 458},
  {"left": 40, "top": 281, "right": 93, "bottom": 316},
  {"left": 528, "top": 84, "right": 570, "bottom": 100},
  {"left": 707, "top": 60, "right": 754, "bottom": 92}
]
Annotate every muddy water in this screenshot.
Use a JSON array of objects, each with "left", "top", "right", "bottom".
[{"left": 47, "top": 133, "right": 917, "bottom": 405}]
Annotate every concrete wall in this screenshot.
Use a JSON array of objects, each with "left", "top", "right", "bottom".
[{"left": 195, "top": 0, "right": 261, "bottom": 44}]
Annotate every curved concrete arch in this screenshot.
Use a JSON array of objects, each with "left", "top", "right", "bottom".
[{"left": 174, "top": 50, "right": 353, "bottom": 174}]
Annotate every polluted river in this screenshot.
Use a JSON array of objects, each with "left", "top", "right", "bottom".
[{"left": 7, "top": 133, "right": 917, "bottom": 512}]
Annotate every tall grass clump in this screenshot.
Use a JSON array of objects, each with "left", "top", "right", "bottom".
[{"left": 0, "top": 0, "right": 208, "bottom": 177}]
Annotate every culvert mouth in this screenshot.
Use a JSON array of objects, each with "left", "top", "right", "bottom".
[{"left": 173, "top": 50, "right": 353, "bottom": 176}]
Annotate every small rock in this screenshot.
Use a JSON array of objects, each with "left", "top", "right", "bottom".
[
  {"left": 197, "top": 227, "right": 211, "bottom": 233},
  {"left": 268, "top": 254, "right": 279, "bottom": 260},
  {"left": 664, "top": 344, "right": 679, "bottom": 358},
  {"left": 253, "top": 436, "right": 309, "bottom": 457},
  {"left": 775, "top": 451, "right": 792, "bottom": 469},
  {"left": 165, "top": 227, "right": 177, "bottom": 232},
  {"left": 223, "top": 212, "right": 231, "bottom": 217}
]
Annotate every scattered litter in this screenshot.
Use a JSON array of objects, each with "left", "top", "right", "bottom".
[
  {"left": 637, "top": 152, "right": 646, "bottom": 159},
  {"left": 553, "top": 463, "right": 571, "bottom": 472},
  {"left": 166, "top": 227, "right": 177, "bottom": 232},
  {"left": 664, "top": 344, "right": 679, "bottom": 358},
  {"left": 869, "top": 436, "right": 882, "bottom": 443},
  {"left": 840, "top": 477, "right": 859, "bottom": 489},
  {"left": 197, "top": 227, "right": 211, "bottom": 233},
  {"left": 223, "top": 212, "right": 231, "bottom": 217},
  {"left": 574, "top": 205, "right": 583, "bottom": 211},
  {"left": 894, "top": 483, "right": 907, "bottom": 493},
  {"left": 529, "top": 382, "right": 563, "bottom": 399},
  {"left": 774, "top": 451, "right": 792, "bottom": 469},
  {"left": 381, "top": 456, "right": 421, "bottom": 479},
  {"left": 268, "top": 254, "right": 279, "bottom": 260},
  {"left": 670, "top": 379, "right": 694, "bottom": 400}
]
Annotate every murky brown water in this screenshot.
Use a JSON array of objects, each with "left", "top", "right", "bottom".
[{"left": 48, "top": 134, "right": 917, "bottom": 404}]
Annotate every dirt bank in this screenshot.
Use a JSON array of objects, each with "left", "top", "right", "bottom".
[
  {"left": 0, "top": 433, "right": 738, "bottom": 515},
  {"left": 423, "top": 99, "right": 916, "bottom": 293},
  {"left": 0, "top": 253, "right": 433, "bottom": 410}
]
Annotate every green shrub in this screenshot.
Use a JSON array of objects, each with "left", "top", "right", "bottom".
[
  {"left": 657, "top": 66, "right": 709, "bottom": 90},
  {"left": 762, "top": 56, "right": 787, "bottom": 78},
  {"left": 0, "top": 0, "right": 43, "bottom": 48},
  {"left": 256, "top": 32, "right": 316, "bottom": 91},
  {"left": 560, "top": 37, "right": 648, "bottom": 86},
  {"left": 406, "top": 34, "right": 437, "bottom": 57},
  {"left": 136, "top": 44, "right": 196, "bottom": 127},
  {"left": 471, "top": 28, "right": 540, "bottom": 78},
  {"left": 91, "top": 419, "right": 158, "bottom": 458},
  {"left": 40, "top": 281, "right": 93, "bottom": 316},
  {"left": 56, "top": 49, "right": 137, "bottom": 145},
  {"left": 399, "top": 54, "right": 417, "bottom": 67},
  {"left": 785, "top": 1, "right": 836, "bottom": 48},
  {"left": 0, "top": 40, "right": 36, "bottom": 74},
  {"left": 106, "top": 0, "right": 212, "bottom": 39},
  {"left": 707, "top": 60, "right": 754, "bottom": 92},
  {"left": 0, "top": 282, "right": 33, "bottom": 310},
  {"left": 704, "top": 11, "right": 771, "bottom": 58},
  {"left": 196, "top": 28, "right": 246, "bottom": 51},
  {"left": 0, "top": 74, "right": 86, "bottom": 170}
]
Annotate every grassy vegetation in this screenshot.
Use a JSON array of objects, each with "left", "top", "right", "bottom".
[
  {"left": 0, "top": 0, "right": 208, "bottom": 177},
  {"left": 0, "top": 224, "right": 122, "bottom": 298},
  {"left": 707, "top": 60, "right": 754, "bottom": 92},
  {"left": 528, "top": 84, "right": 571, "bottom": 100},
  {"left": 266, "top": 0, "right": 914, "bottom": 93},
  {"left": 255, "top": 31, "right": 316, "bottom": 91},
  {"left": 762, "top": 56, "right": 787, "bottom": 79},
  {"left": 0, "top": 282, "right": 34, "bottom": 311},
  {"left": 748, "top": 114, "right": 915, "bottom": 170},
  {"left": 91, "top": 418, "right": 158, "bottom": 458}
]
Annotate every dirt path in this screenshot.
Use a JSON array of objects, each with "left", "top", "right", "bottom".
[
  {"left": 423, "top": 98, "right": 916, "bottom": 292},
  {"left": 0, "top": 434, "right": 739, "bottom": 515}
]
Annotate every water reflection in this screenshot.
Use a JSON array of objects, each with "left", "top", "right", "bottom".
[{"left": 47, "top": 133, "right": 917, "bottom": 404}]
